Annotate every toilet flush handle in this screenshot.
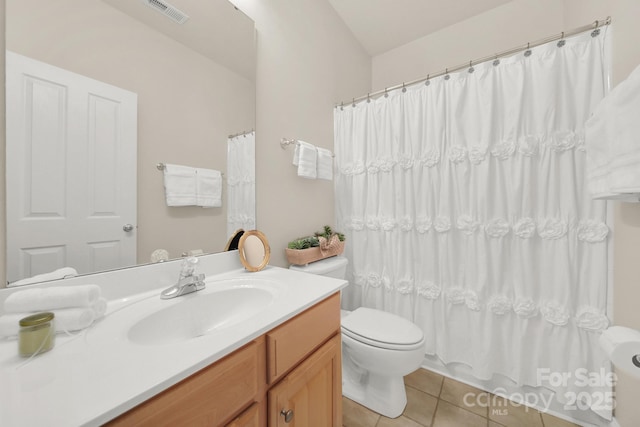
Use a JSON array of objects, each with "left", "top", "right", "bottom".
[{"left": 280, "top": 409, "right": 294, "bottom": 423}]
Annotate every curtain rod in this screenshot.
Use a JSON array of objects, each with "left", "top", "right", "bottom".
[
  {"left": 338, "top": 16, "right": 611, "bottom": 108},
  {"left": 228, "top": 128, "right": 254, "bottom": 139}
]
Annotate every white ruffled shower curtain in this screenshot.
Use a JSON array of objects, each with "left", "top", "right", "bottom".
[
  {"left": 227, "top": 131, "right": 256, "bottom": 237},
  {"left": 335, "top": 30, "right": 612, "bottom": 418}
]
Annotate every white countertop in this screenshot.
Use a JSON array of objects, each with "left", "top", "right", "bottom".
[{"left": 0, "top": 261, "right": 347, "bottom": 426}]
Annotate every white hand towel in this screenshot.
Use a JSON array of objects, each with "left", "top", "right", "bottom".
[
  {"left": 7, "top": 267, "right": 78, "bottom": 288},
  {"left": 163, "top": 163, "right": 198, "bottom": 206},
  {"left": 293, "top": 142, "right": 301, "bottom": 166},
  {"left": 0, "top": 308, "right": 96, "bottom": 337},
  {"left": 586, "top": 63, "right": 640, "bottom": 199},
  {"left": 294, "top": 141, "right": 318, "bottom": 179},
  {"left": 196, "top": 168, "right": 222, "bottom": 208},
  {"left": 4, "top": 284, "right": 101, "bottom": 313},
  {"left": 316, "top": 147, "right": 333, "bottom": 181}
]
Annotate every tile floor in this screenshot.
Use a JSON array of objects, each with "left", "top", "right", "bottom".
[{"left": 342, "top": 368, "right": 581, "bottom": 427}]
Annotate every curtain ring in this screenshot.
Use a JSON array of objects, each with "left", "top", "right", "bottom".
[
  {"left": 524, "top": 42, "right": 532, "bottom": 57},
  {"left": 493, "top": 55, "right": 500, "bottom": 66},
  {"left": 402, "top": 83, "right": 407, "bottom": 93},
  {"left": 468, "top": 60, "right": 475, "bottom": 74},
  {"left": 367, "top": 93, "right": 371, "bottom": 103},
  {"left": 384, "top": 88, "right": 389, "bottom": 98},
  {"left": 557, "top": 32, "right": 566, "bottom": 47},
  {"left": 340, "top": 101, "right": 344, "bottom": 111},
  {"left": 444, "top": 68, "right": 450, "bottom": 80},
  {"left": 352, "top": 98, "right": 356, "bottom": 107},
  {"left": 425, "top": 74, "right": 430, "bottom": 86}
]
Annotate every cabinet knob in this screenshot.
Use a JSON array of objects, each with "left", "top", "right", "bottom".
[{"left": 280, "top": 409, "right": 294, "bottom": 423}]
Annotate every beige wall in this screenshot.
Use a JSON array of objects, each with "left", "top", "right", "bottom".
[
  {"left": 372, "top": 0, "right": 564, "bottom": 92},
  {"left": 4, "top": 0, "right": 254, "bottom": 274},
  {"left": 372, "top": 0, "right": 640, "bottom": 424},
  {"left": 232, "top": 0, "right": 371, "bottom": 267}
]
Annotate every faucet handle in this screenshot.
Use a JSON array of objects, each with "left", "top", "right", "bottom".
[{"left": 180, "top": 256, "right": 199, "bottom": 278}]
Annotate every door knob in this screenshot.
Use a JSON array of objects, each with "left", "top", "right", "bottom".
[
  {"left": 280, "top": 409, "right": 294, "bottom": 423},
  {"left": 123, "top": 224, "right": 134, "bottom": 232}
]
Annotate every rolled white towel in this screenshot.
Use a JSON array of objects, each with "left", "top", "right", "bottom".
[
  {"left": 8, "top": 267, "right": 78, "bottom": 288},
  {"left": 4, "top": 285, "right": 101, "bottom": 313},
  {"left": 0, "top": 308, "right": 96, "bottom": 338}
]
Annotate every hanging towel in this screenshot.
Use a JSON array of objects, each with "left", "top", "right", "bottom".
[
  {"left": 586, "top": 63, "right": 640, "bottom": 200},
  {"left": 293, "top": 141, "right": 317, "bottom": 179},
  {"left": 196, "top": 168, "right": 222, "bottom": 207},
  {"left": 316, "top": 147, "right": 333, "bottom": 181},
  {"left": 7, "top": 267, "right": 78, "bottom": 288},
  {"left": 4, "top": 284, "right": 101, "bottom": 313},
  {"left": 163, "top": 163, "right": 198, "bottom": 206}
]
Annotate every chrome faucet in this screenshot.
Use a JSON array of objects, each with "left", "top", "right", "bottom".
[{"left": 160, "top": 257, "right": 206, "bottom": 299}]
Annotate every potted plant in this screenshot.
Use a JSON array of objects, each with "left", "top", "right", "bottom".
[{"left": 285, "top": 225, "right": 345, "bottom": 265}]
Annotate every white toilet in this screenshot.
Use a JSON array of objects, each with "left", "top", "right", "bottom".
[{"left": 290, "top": 256, "right": 426, "bottom": 418}]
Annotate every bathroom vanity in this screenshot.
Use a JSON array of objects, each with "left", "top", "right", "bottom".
[
  {"left": 0, "top": 251, "right": 347, "bottom": 426},
  {"left": 107, "top": 293, "right": 342, "bottom": 426}
]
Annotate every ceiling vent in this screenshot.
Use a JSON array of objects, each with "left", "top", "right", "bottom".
[{"left": 141, "top": 0, "right": 189, "bottom": 24}]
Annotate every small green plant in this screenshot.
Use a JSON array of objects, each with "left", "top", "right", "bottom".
[
  {"left": 287, "top": 225, "right": 345, "bottom": 249},
  {"left": 287, "top": 236, "right": 319, "bottom": 250}
]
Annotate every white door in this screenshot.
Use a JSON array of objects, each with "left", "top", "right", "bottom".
[{"left": 6, "top": 51, "right": 138, "bottom": 284}]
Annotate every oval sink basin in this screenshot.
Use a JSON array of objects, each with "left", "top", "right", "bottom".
[{"left": 128, "top": 285, "right": 274, "bottom": 346}]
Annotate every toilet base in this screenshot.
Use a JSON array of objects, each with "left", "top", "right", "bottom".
[{"left": 342, "top": 370, "right": 408, "bottom": 419}]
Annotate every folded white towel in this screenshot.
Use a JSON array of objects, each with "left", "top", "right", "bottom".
[
  {"left": 163, "top": 164, "right": 198, "bottom": 206},
  {"left": 294, "top": 141, "right": 318, "bottom": 179},
  {"left": 196, "top": 168, "right": 222, "bottom": 208},
  {"left": 586, "top": 63, "right": 640, "bottom": 199},
  {"left": 7, "top": 267, "right": 78, "bottom": 288},
  {"left": 4, "top": 285, "right": 101, "bottom": 313},
  {"left": 316, "top": 147, "right": 333, "bottom": 181},
  {"left": 0, "top": 308, "right": 97, "bottom": 337}
]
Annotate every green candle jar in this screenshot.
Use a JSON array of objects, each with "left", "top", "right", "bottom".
[{"left": 18, "top": 312, "right": 55, "bottom": 357}]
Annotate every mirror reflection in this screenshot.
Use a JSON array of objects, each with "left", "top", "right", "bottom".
[{"left": 5, "top": 0, "right": 256, "bottom": 285}]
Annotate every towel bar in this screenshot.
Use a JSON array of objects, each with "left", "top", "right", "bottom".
[{"left": 156, "top": 163, "right": 224, "bottom": 177}]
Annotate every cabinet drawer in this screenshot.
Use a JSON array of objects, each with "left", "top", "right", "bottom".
[
  {"left": 106, "top": 337, "right": 266, "bottom": 427},
  {"left": 266, "top": 292, "right": 340, "bottom": 384},
  {"left": 225, "top": 402, "right": 263, "bottom": 427}
]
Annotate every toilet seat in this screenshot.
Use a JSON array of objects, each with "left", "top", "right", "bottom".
[{"left": 341, "top": 307, "right": 424, "bottom": 351}]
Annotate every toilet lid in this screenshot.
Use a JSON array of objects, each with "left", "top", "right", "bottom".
[{"left": 341, "top": 307, "right": 424, "bottom": 350}]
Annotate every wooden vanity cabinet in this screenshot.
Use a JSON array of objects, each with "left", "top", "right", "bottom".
[
  {"left": 105, "top": 292, "right": 341, "bottom": 427},
  {"left": 267, "top": 334, "right": 341, "bottom": 426},
  {"left": 105, "top": 337, "right": 267, "bottom": 427},
  {"left": 266, "top": 293, "right": 342, "bottom": 426}
]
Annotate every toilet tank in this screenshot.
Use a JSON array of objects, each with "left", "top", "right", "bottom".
[{"left": 289, "top": 256, "right": 348, "bottom": 279}]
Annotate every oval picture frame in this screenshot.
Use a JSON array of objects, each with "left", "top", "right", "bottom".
[{"left": 238, "top": 230, "right": 271, "bottom": 272}]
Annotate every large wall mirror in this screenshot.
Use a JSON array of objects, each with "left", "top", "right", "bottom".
[{"left": 4, "top": 0, "right": 256, "bottom": 286}]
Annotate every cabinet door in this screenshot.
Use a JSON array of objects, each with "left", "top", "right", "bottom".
[{"left": 268, "top": 334, "right": 341, "bottom": 426}]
